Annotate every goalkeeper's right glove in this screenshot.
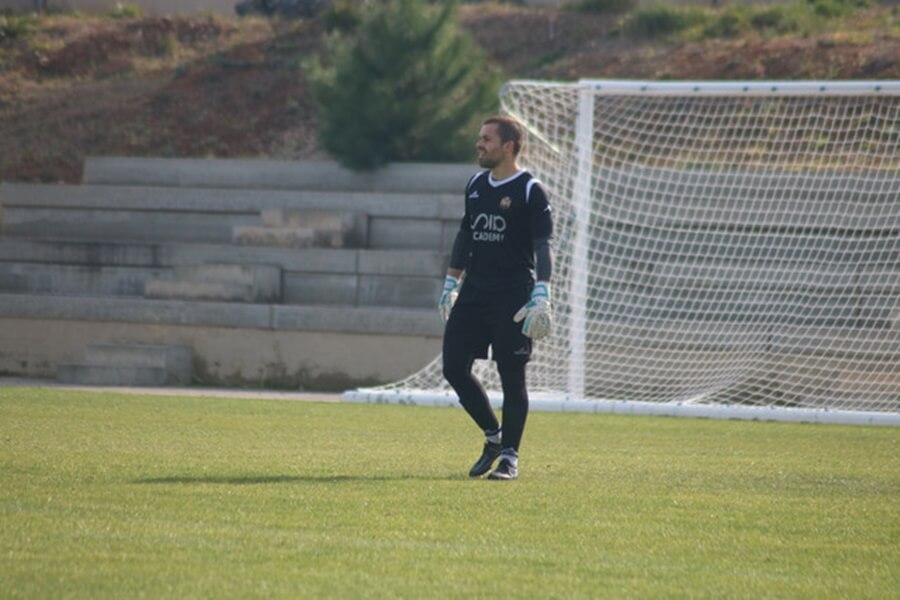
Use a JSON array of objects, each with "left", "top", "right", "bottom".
[
  {"left": 438, "top": 275, "right": 460, "bottom": 322},
  {"left": 513, "top": 282, "right": 552, "bottom": 340}
]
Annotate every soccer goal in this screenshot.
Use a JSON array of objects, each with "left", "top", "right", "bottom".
[{"left": 345, "top": 79, "right": 900, "bottom": 426}]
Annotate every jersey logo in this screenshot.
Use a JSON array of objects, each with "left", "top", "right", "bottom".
[
  {"left": 472, "top": 213, "right": 506, "bottom": 242},
  {"left": 468, "top": 190, "right": 480, "bottom": 199},
  {"left": 499, "top": 196, "right": 512, "bottom": 210}
]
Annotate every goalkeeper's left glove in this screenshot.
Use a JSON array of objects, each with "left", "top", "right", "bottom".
[
  {"left": 438, "top": 274, "right": 460, "bottom": 322},
  {"left": 513, "top": 282, "right": 552, "bottom": 340}
]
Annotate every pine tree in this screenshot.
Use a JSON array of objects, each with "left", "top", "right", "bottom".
[{"left": 308, "top": 0, "right": 501, "bottom": 170}]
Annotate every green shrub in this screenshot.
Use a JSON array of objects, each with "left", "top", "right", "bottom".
[
  {"left": 622, "top": 0, "right": 873, "bottom": 42},
  {"left": 321, "top": 0, "right": 363, "bottom": 33},
  {"left": 308, "top": 0, "right": 500, "bottom": 171},
  {"left": 0, "top": 12, "right": 39, "bottom": 42},
  {"left": 569, "top": 0, "right": 634, "bottom": 15},
  {"left": 805, "top": 0, "right": 870, "bottom": 18},
  {"left": 107, "top": 3, "right": 145, "bottom": 18},
  {"left": 702, "top": 6, "right": 750, "bottom": 38},
  {"left": 750, "top": 6, "right": 791, "bottom": 31},
  {"left": 624, "top": 4, "right": 709, "bottom": 38}
]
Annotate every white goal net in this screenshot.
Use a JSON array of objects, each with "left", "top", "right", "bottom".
[{"left": 346, "top": 80, "right": 900, "bottom": 425}]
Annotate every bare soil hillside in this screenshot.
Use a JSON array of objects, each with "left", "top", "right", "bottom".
[{"left": 1, "top": 4, "right": 898, "bottom": 183}]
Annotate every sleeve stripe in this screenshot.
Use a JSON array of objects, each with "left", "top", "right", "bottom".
[
  {"left": 526, "top": 178, "right": 542, "bottom": 204},
  {"left": 466, "top": 171, "right": 485, "bottom": 195}
]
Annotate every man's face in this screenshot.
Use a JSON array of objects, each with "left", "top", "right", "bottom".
[{"left": 476, "top": 124, "right": 509, "bottom": 169}]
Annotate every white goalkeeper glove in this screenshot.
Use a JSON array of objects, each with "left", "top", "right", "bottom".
[
  {"left": 438, "top": 274, "right": 460, "bottom": 322},
  {"left": 513, "top": 282, "right": 551, "bottom": 340}
]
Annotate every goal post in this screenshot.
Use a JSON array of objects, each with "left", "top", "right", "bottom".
[{"left": 344, "top": 79, "right": 900, "bottom": 426}]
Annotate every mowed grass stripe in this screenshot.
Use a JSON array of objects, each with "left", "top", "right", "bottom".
[{"left": 1, "top": 388, "right": 897, "bottom": 598}]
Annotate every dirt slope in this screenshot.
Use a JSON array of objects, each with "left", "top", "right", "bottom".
[{"left": 1, "top": 5, "right": 897, "bottom": 183}]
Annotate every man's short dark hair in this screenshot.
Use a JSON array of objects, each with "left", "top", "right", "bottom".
[{"left": 483, "top": 115, "right": 523, "bottom": 156}]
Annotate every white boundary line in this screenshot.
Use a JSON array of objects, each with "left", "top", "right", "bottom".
[
  {"left": 4, "top": 378, "right": 896, "bottom": 426},
  {"left": 342, "top": 389, "right": 900, "bottom": 427},
  {"left": 0, "top": 377, "right": 341, "bottom": 403}
]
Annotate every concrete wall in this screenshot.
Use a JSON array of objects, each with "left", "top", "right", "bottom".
[
  {"left": 0, "top": 317, "right": 440, "bottom": 390},
  {"left": 0, "top": 158, "right": 466, "bottom": 389}
]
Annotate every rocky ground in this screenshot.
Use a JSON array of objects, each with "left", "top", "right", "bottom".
[{"left": 1, "top": 3, "right": 898, "bottom": 182}]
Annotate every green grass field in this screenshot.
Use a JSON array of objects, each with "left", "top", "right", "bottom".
[{"left": 1, "top": 388, "right": 898, "bottom": 598}]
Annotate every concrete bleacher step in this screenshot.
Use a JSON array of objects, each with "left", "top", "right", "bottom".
[
  {"left": 261, "top": 208, "right": 368, "bottom": 248},
  {"left": 0, "top": 182, "right": 458, "bottom": 250},
  {"left": 0, "top": 239, "right": 445, "bottom": 308},
  {"left": 143, "top": 263, "right": 281, "bottom": 303},
  {"left": 144, "top": 280, "right": 257, "bottom": 303},
  {"left": 83, "top": 157, "right": 475, "bottom": 193},
  {"left": 232, "top": 226, "right": 317, "bottom": 249},
  {"left": 835, "top": 368, "right": 900, "bottom": 396},
  {"left": 57, "top": 343, "right": 192, "bottom": 386},
  {"left": 260, "top": 208, "right": 353, "bottom": 228},
  {"left": 234, "top": 208, "right": 368, "bottom": 249},
  {"left": 0, "top": 262, "right": 167, "bottom": 296}
]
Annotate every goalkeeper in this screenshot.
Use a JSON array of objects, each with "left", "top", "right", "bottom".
[{"left": 439, "top": 115, "right": 553, "bottom": 481}]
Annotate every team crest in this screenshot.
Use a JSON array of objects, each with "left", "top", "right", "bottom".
[{"left": 499, "top": 196, "right": 512, "bottom": 210}]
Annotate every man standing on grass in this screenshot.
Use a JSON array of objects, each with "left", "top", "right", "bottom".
[{"left": 439, "top": 115, "right": 554, "bottom": 481}]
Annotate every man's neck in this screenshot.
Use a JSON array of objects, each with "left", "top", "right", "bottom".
[{"left": 490, "top": 161, "right": 520, "bottom": 182}]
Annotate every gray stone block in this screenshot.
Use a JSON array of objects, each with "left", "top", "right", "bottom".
[
  {"left": 368, "top": 218, "right": 443, "bottom": 250},
  {"left": 592, "top": 227, "right": 900, "bottom": 266},
  {"left": 0, "top": 238, "right": 163, "bottom": 267},
  {"left": 83, "top": 157, "right": 476, "bottom": 193},
  {"left": 856, "top": 295, "right": 900, "bottom": 326},
  {"left": 283, "top": 273, "right": 358, "bottom": 306},
  {"left": 259, "top": 208, "right": 368, "bottom": 247},
  {"left": 84, "top": 343, "right": 192, "bottom": 385},
  {"left": 239, "top": 208, "right": 368, "bottom": 248},
  {"left": 0, "top": 183, "right": 453, "bottom": 219},
  {"left": 440, "top": 221, "right": 459, "bottom": 253},
  {"left": 596, "top": 166, "right": 898, "bottom": 204},
  {"left": 586, "top": 319, "right": 769, "bottom": 352},
  {"left": 769, "top": 326, "right": 900, "bottom": 358},
  {"left": 592, "top": 288, "right": 862, "bottom": 327},
  {"left": 0, "top": 262, "right": 168, "bottom": 296},
  {"left": 3, "top": 206, "right": 258, "bottom": 244},
  {"left": 439, "top": 195, "right": 465, "bottom": 220},
  {"left": 57, "top": 364, "right": 169, "bottom": 386},
  {"left": 0, "top": 293, "right": 443, "bottom": 336},
  {"left": 0, "top": 238, "right": 362, "bottom": 274},
  {"left": 651, "top": 260, "right": 858, "bottom": 290},
  {"left": 856, "top": 268, "right": 900, "bottom": 293},
  {"left": 85, "top": 342, "right": 185, "bottom": 367},
  {"left": 144, "top": 280, "right": 257, "bottom": 303},
  {"left": 173, "top": 263, "right": 278, "bottom": 285},
  {"left": 357, "top": 250, "right": 445, "bottom": 277},
  {"left": 233, "top": 226, "right": 320, "bottom": 249},
  {"left": 0, "top": 294, "right": 273, "bottom": 329},
  {"left": 169, "top": 245, "right": 358, "bottom": 273},
  {"left": 169, "top": 263, "right": 281, "bottom": 302},
  {"left": 357, "top": 275, "right": 441, "bottom": 309},
  {"left": 272, "top": 305, "right": 443, "bottom": 336}
]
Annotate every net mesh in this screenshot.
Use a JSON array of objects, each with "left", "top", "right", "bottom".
[{"left": 370, "top": 81, "right": 900, "bottom": 415}]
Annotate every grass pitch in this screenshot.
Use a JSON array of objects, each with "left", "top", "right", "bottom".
[{"left": 1, "top": 388, "right": 898, "bottom": 598}]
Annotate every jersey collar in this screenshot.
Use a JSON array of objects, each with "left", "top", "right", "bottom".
[{"left": 487, "top": 169, "right": 526, "bottom": 188}]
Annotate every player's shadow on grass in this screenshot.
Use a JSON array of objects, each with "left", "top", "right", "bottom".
[{"left": 133, "top": 473, "right": 467, "bottom": 485}]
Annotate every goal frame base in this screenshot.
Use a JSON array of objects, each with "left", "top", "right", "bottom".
[{"left": 341, "top": 389, "right": 900, "bottom": 427}]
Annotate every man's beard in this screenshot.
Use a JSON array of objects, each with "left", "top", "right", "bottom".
[{"left": 478, "top": 154, "right": 498, "bottom": 169}]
